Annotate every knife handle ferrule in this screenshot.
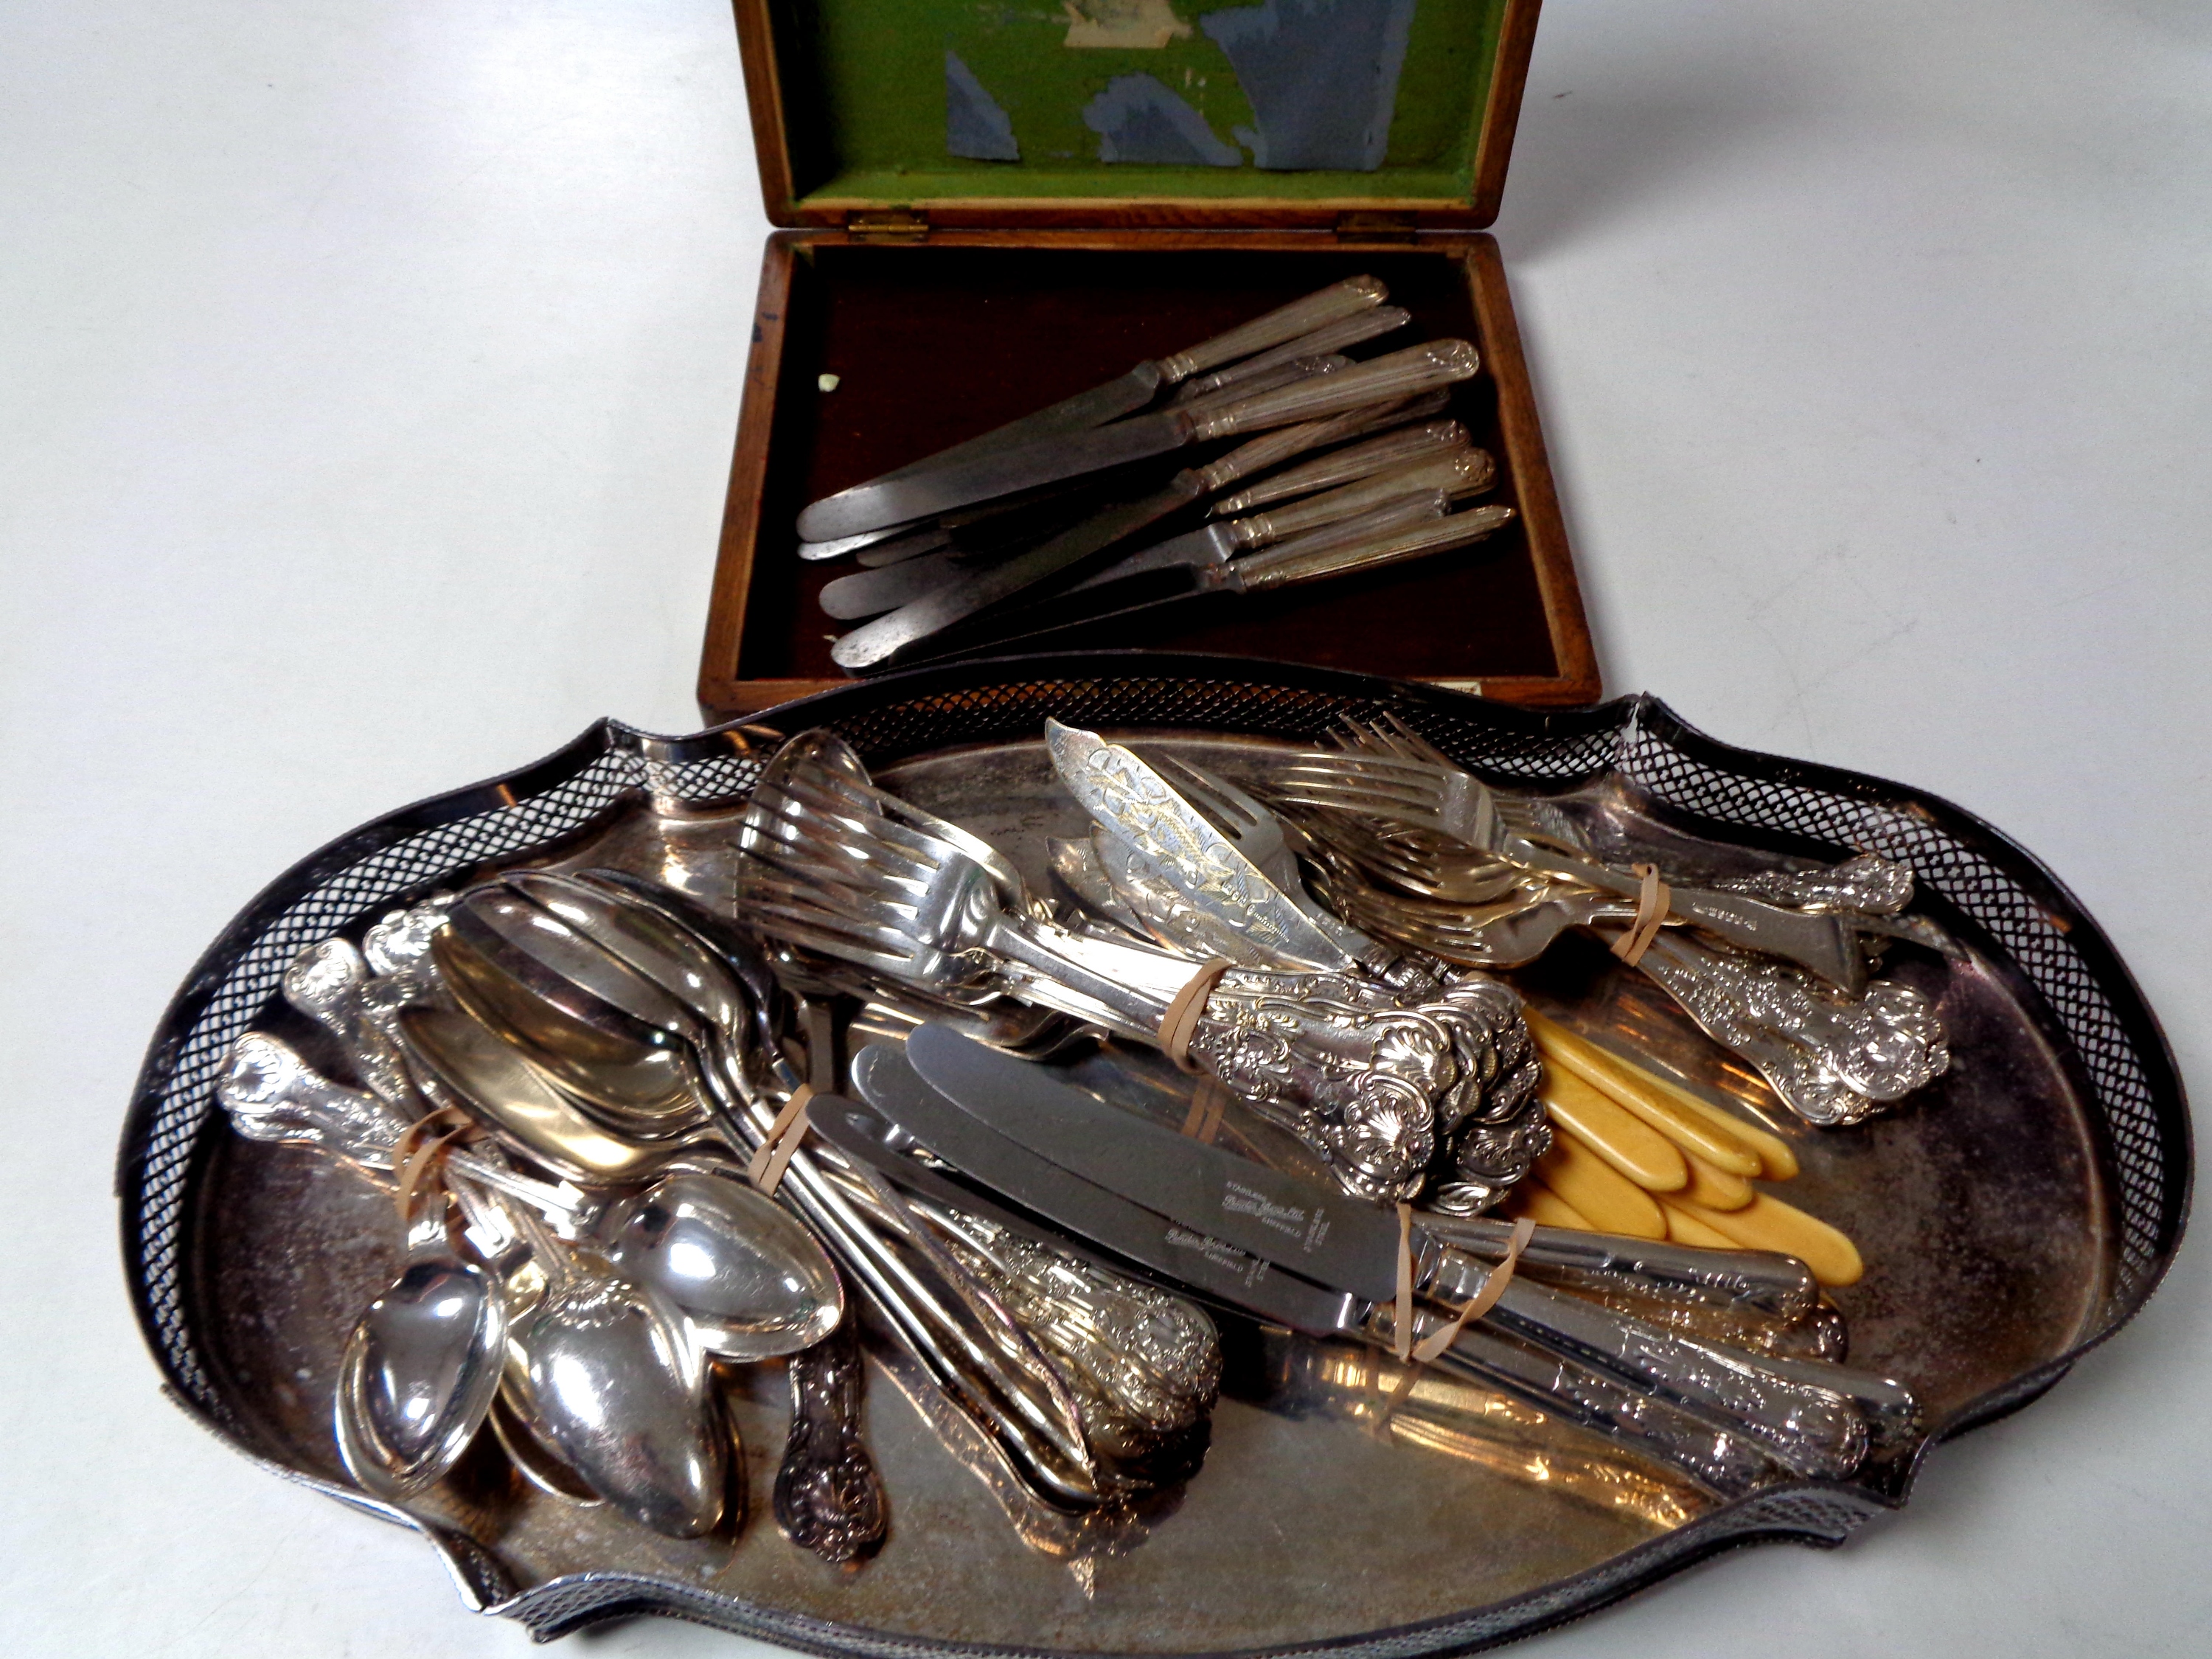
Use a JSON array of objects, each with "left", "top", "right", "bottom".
[
  {"left": 1211, "top": 418, "right": 1468, "bottom": 517},
  {"left": 1231, "top": 450, "right": 1487, "bottom": 550},
  {"left": 1175, "top": 355, "right": 1349, "bottom": 422}
]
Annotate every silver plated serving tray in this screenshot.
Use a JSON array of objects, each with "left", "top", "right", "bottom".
[{"left": 119, "top": 655, "right": 2190, "bottom": 1652}]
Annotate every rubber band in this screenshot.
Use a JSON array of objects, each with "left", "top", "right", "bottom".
[
  {"left": 748, "top": 1082, "right": 815, "bottom": 1196},
  {"left": 1609, "top": 863, "right": 1670, "bottom": 967},
  {"left": 1378, "top": 1216, "right": 1538, "bottom": 1427},
  {"left": 1180, "top": 1076, "right": 1230, "bottom": 1144},
  {"left": 1392, "top": 1203, "right": 1417, "bottom": 1363},
  {"left": 1158, "top": 958, "right": 1234, "bottom": 1073},
  {"left": 388, "top": 1105, "right": 473, "bottom": 1228}
]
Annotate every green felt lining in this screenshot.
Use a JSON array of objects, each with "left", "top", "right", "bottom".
[{"left": 776, "top": 0, "right": 1508, "bottom": 209}]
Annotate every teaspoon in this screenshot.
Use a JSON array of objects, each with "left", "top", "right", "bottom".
[
  {"left": 334, "top": 1192, "right": 508, "bottom": 1503},
  {"left": 500, "top": 1201, "right": 731, "bottom": 1539}
]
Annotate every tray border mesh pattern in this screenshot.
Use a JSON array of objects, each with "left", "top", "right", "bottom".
[{"left": 116, "top": 653, "right": 2190, "bottom": 1655}]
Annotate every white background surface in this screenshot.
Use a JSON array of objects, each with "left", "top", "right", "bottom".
[{"left": 4, "top": 1, "right": 2208, "bottom": 1653}]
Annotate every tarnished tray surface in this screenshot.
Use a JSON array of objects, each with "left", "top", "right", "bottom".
[{"left": 119, "top": 655, "right": 2190, "bottom": 1652}]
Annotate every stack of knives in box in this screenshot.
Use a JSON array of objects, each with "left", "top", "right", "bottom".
[{"left": 793, "top": 276, "right": 1516, "bottom": 674}]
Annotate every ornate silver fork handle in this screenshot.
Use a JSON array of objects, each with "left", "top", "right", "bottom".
[
  {"left": 738, "top": 733, "right": 1545, "bottom": 1206},
  {"left": 1630, "top": 931, "right": 1950, "bottom": 1125}
]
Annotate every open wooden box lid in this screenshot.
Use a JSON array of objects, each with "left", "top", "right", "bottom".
[
  {"left": 734, "top": 0, "right": 1543, "bottom": 232},
  {"left": 703, "top": 1, "right": 1592, "bottom": 720}
]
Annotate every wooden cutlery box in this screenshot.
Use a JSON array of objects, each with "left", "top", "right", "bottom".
[{"left": 698, "top": 0, "right": 1599, "bottom": 720}]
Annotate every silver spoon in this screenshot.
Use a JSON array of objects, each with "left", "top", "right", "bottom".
[
  {"left": 501, "top": 1200, "right": 731, "bottom": 1539},
  {"left": 436, "top": 897, "right": 709, "bottom": 1136},
  {"left": 490, "top": 1382, "right": 602, "bottom": 1505},
  {"left": 334, "top": 1188, "right": 508, "bottom": 1503},
  {"left": 395, "top": 1004, "right": 702, "bottom": 1185},
  {"left": 437, "top": 880, "right": 1104, "bottom": 1511},
  {"left": 601, "top": 1171, "right": 844, "bottom": 1362}
]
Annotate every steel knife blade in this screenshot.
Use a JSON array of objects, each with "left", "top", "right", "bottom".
[
  {"left": 841, "top": 1048, "right": 1362, "bottom": 1327},
  {"left": 829, "top": 466, "right": 1218, "bottom": 668},
  {"left": 902, "top": 1023, "right": 1916, "bottom": 1481},
  {"left": 838, "top": 1048, "right": 1815, "bottom": 1500},
  {"left": 870, "top": 364, "right": 1164, "bottom": 487},
  {"left": 841, "top": 276, "right": 1390, "bottom": 498},
  {"left": 904, "top": 1020, "right": 1400, "bottom": 1300},
  {"left": 796, "top": 338, "right": 1480, "bottom": 542},
  {"left": 1043, "top": 719, "right": 1355, "bottom": 970}
]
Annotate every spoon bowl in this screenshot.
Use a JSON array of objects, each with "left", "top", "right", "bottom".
[
  {"left": 434, "top": 919, "right": 704, "bottom": 1136},
  {"left": 521, "top": 1251, "right": 729, "bottom": 1539},
  {"left": 396, "top": 1004, "right": 700, "bottom": 1185},
  {"left": 334, "top": 1211, "right": 507, "bottom": 1503},
  {"left": 603, "top": 1172, "right": 844, "bottom": 1362}
]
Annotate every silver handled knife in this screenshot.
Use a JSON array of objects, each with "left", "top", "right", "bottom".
[
  {"left": 857, "top": 434, "right": 1492, "bottom": 653},
  {"left": 902, "top": 1023, "right": 1921, "bottom": 1479},
  {"left": 825, "top": 376, "right": 1428, "bottom": 669},
  {"left": 830, "top": 1054, "right": 1786, "bottom": 1499},
  {"left": 904, "top": 503, "right": 1517, "bottom": 665},
  {"left": 796, "top": 339, "right": 1481, "bottom": 543},
  {"left": 806, "top": 276, "right": 1391, "bottom": 507},
  {"left": 1168, "top": 305, "right": 1411, "bottom": 403},
  {"left": 818, "top": 356, "right": 1354, "bottom": 621}
]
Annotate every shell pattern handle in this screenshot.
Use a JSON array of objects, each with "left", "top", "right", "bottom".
[
  {"left": 1156, "top": 275, "right": 1388, "bottom": 382},
  {"left": 773, "top": 1316, "right": 888, "bottom": 1564},
  {"left": 1194, "top": 341, "right": 1480, "bottom": 440},
  {"left": 1175, "top": 354, "right": 1348, "bottom": 420},
  {"left": 1229, "top": 448, "right": 1491, "bottom": 550},
  {"left": 1212, "top": 418, "right": 1470, "bottom": 516},
  {"left": 1235, "top": 504, "right": 1515, "bottom": 591},
  {"left": 1172, "top": 305, "right": 1412, "bottom": 401}
]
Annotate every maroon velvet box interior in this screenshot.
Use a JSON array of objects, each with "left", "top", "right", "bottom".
[{"left": 736, "top": 244, "right": 1560, "bottom": 684}]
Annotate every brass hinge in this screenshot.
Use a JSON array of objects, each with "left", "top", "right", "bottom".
[
  {"left": 845, "top": 209, "right": 929, "bottom": 241},
  {"left": 1335, "top": 211, "right": 1418, "bottom": 243}
]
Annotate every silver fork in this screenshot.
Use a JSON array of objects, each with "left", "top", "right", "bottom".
[
  {"left": 740, "top": 759, "right": 1194, "bottom": 1037},
  {"left": 1273, "top": 738, "right": 1876, "bottom": 994},
  {"left": 1282, "top": 801, "right": 1539, "bottom": 905},
  {"left": 1334, "top": 712, "right": 1591, "bottom": 853}
]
